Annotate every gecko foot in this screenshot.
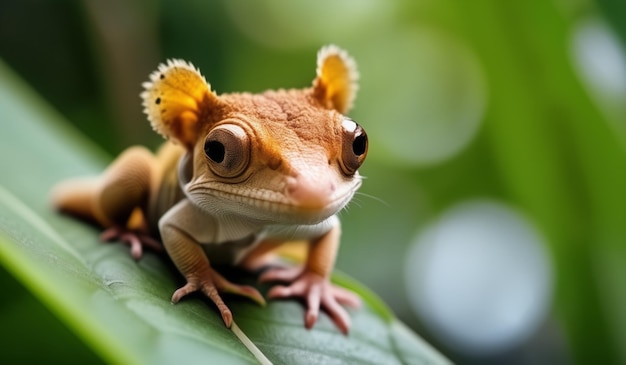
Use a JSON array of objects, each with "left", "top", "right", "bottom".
[
  {"left": 260, "top": 267, "right": 361, "bottom": 334},
  {"left": 171, "top": 266, "right": 266, "bottom": 328},
  {"left": 100, "top": 226, "right": 163, "bottom": 260}
]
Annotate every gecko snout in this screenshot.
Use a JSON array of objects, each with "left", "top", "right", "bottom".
[{"left": 285, "top": 174, "right": 336, "bottom": 211}]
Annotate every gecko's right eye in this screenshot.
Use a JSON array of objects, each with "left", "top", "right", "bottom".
[{"left": 204, "top": 124, "right": 250, "bottom": 178}]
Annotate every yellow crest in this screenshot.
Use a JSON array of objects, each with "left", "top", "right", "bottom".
[
  {"left": 312, "top": 45, "right": 359, "bottom": 114},
  {"left": 141, "top": 59, "right": 219, "bottom": 147}
]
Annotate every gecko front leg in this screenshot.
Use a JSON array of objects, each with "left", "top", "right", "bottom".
[
  {"left": 259, "top": 224, "right": 361, "bottom": 334},
  {"left": 159, "top": 208, "right": 265, "bottom": 327}
]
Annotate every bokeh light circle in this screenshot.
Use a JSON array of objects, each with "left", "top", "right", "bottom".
[
  {"left": 405, "top": 200, "right": 553, "bottom": 356},
  {"left": 355, "top": 28, "right": 488, "bottom": 167},
  {"left": 571, "top": 17, "right": 626, "bottom": 133}
]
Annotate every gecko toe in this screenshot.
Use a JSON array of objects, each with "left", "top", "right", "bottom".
[{"left": 99, "top": 225, "right": 162, "bottom": 259}]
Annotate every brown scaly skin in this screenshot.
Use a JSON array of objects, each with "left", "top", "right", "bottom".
[{"left": 51, "top": 45, "right": 368, "bottom": 334}]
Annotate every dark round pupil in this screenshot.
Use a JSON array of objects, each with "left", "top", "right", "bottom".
[
  {"left": 205, "top": 140, "right": 225, "bottom": 163},
  {"left": 352, "top": 134, "right": 367, "bottom": 156}
]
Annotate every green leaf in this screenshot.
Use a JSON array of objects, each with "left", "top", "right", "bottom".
[{"left": 0, "top": 59, "right": 448, "bottom": 364}]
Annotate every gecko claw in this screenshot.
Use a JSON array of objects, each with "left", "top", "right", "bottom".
[
  {"left": 263, "top": 268, "right": 360, "bottom": 334},
  {"left": 100, "top": 226, "right": 163, "bottom": 260},
  {"left": 171, "top": 266, "right": 265, "bottom": 327}
]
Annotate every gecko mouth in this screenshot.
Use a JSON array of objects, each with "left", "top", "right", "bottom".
[{"left": 186, "top": 182, "right": 359, "bottom": 224}]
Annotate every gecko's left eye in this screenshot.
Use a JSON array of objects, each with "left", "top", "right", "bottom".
[
  {"left": 340, "top": 118, "right": 368, "bottom": 176},
  {"left": 204, "top": 124, "right": 250, "bottom": 178}
]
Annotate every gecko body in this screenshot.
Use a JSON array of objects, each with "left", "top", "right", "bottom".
[{"left": 52, "top": 45, "right": 368, "bottom": 334}]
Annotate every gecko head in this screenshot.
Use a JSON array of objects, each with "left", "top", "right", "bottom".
[{"left": 142, "top": 45, "right": 367, "bottom": 224}]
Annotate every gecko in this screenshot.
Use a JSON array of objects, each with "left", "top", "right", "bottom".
[{"left": 51, "top": 45, "right": 368, "bottom": 334}]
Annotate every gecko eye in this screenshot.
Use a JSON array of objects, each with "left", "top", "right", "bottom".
[
  {"left": 340, "top": 118, "right": 368, "bottom": 176},
  {"left": 204, "top": 124, "right": 250, "bottom": 178}
]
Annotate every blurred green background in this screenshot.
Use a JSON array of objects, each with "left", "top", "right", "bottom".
[{"left": 2, "top": 0, "right": 626, "bottom": 364}]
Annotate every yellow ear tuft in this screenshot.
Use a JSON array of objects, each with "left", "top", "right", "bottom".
[
  {"left": 312, "top": 45, "right": 359, "bottom": 114},
  {"left": 141, "top": 59, "right": 219, "bottom": 147}
]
